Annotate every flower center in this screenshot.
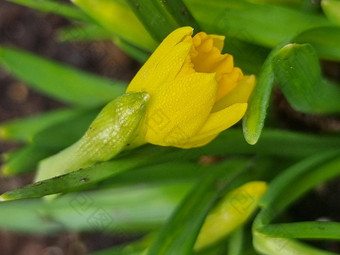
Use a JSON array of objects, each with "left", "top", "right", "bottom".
[{"left": 179, "top": 32, "right": 244, "bottom": 101}]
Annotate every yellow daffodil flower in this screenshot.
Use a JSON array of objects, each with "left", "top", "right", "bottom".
[{"left": 127, "top": 27, "right": 256, "bottom": 148}]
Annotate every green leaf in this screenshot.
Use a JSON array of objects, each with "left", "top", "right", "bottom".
[
  {"left": 0, "top": 183, "right": 191, "bottom": 233},
  {"left": 272, "top": 43, "right": 340, "bottom": 114},
  {"left": 0, "top": 46, "right": 126, "bottom": 107},
  {"left": 253, "top": 150, "right": 340, "bottom": 255},
  {"left": 1, "top": 145, "right": 57, "bottom": 176},
  {"left": 7, "top": 0, "right": 92, "bottom": 22},
  {"left": 147, "top": 159, "right": 248, "bottom": 255},
  {"left": 242, "top": 49, "right": 276, "bottom": 145},
  {"left": 227, "top": 228, "right": 244, "bottom": 255},
  {"left": 185, "top": 0, "right": 329, "bottom": 48},
  {"left": 126, "top": 0, "right": 199, "bottom": 42},
  {"left": 73, "top": 0, "right": 157, "bottom": 51},
  {"left": 223, "top": 37, "right": 269, "bottom": 75},
  {"left": 2, "top": 128, "right": 340, "bottom": 200},
  {"left": 0, "top": 108, "right": 84, "bottom": 142},
  {"left": 58, "top": 24, "right": 112, "bottom": 42},
  {"left": 258, "top": 222, "right": 340, "bottom": 240},
  {"left": 32, "top": 108, "right": 98, "bottom": 149},
  {"left": 322, "top": 0, "right": 340, "bottom": 25},
  {"left": 113, "top": 38, "right": 150, "bottom": 63},
  {"left": 0, "top": 146, "right": 174, "bottom": 200},
  {"left": 294, "top": 26, "right": 340, "bottom": 61}
]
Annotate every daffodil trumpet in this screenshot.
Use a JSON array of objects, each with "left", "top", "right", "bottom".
[{"left": 127, "top": 26, "right": 255, "bottom": 148}]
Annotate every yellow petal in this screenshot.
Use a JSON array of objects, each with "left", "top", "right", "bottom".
[
  {"left": 127, "top": 41, "right": 192, "bottom": 94},
  {"left": 189, "top": 103, "right": 247, "bottom": 141},
  {"left": 144, "top": 72, "right": 217, "bottom": 147},
  {"left": 126, "top": 27, "right": 193, "bottom": 93},
  {"left": 177, "top": 134, "right": 218, "bottom": 149},
  {"left": 213, "top": 75, "right": 256, "bottom": 112}
]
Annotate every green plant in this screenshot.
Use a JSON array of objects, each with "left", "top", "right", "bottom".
[{"left": 0, "top": 0, "right": 340, "bottom": 254}]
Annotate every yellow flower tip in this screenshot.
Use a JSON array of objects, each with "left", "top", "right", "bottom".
[
  {"left": 0, "top": 196, "right": 5, "bottom": 202},
  {"left": 242, "top": 181, "right": 268, "bottom": 198},
  {"left": 126, "top": 27, "right": 255, "bottom": 148}
]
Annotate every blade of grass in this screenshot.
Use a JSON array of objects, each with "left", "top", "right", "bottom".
[
  {"left": 241, "top": 46, "right": 278, "bottom": 145},
  {"left": 0, "top": 46, "right": 126, "bottom": 107},
  {"left": 272, "top": 43, "right": 340, "bottom": 114},
  {"left": 32, "top": 108, "right": 98, "bottom": 148},
  {"left": 258, "top": 222, "right": 340, "bottom": 240},
  {"left": 227, "top": 228, "right": 244, "bottom": 255},
  {"left": 147, "top": 159, "right": 248, "bottom": 255},
  {"left": 253, "top": 150, "right": 340, "bottom": 255},
  {"left": 58, "top": 24, "right": 112, "bottom": 42},
  {"left": 0, "top": 183, "right": 191, "bottom": 233},
  {"left": 7, "top": 0, "right": 92, "bottom": 22},
  {"left": 72, "top": 0, "right": 157, "bottom": 51},
  {"left": 0, "top": 146, "right": 184, "bottom": 200},
  {"left": 322, "top": 0, "right": 340, "bottom": 25},
  {"left": 126, "top": 0, "right": 199, "bottom": 42},
  {"left": 1, "top": 145, "right": 57, "bottom": 176},
  {"left": 2, "top": 128, "right": 340, "bottom": 199},
  {"left": 256, "top": 150, "right": 340, "bottom": 225},
  {"left": 186, "top": 0, "right": 330, "bottom": 48},
  {"left": 0, "top": 108, "right": 84, "bottom": 142},
  {"left": 294, "top": 26, "right": 340, "bottom": 61}
]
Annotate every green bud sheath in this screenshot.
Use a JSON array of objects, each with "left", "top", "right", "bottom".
[{"left": 35, "top": 92, "right": 149, "bottom": 183}]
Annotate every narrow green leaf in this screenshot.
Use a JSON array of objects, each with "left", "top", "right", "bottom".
[
  {"left": 202, "top": 129, "right": 340, "bottom": 159},
  {"left": 0, "top": 183, "right": 191, "bottom": 233},
  {"left": 58, "top": 24, "right": 112, "bottom": 42},
  {"left": 2, "top": 129, "right": 340, "bottom": 200},
  {"left": 0, "top": 46, "right": 126, "bottom": 107},
  {"left": 272, "top": 43, "right": 340, "bottom": 114},
  {"left": 258, "top": 222, "right": 340, "bottom": 240},
  {"left": 227, "top": 228, "right": 244, "bottom": 255},
  {"left": 253, "top": 231, "right": 337, "bottom": 255},
  {"left": 223, "top": 37, "right": 269, "bottom": 75},
  {"left": 32, "top": 108, "right": 98, "bottom": 149},
  {"left": 0, "top": 146, "right": 174, "bottom": 200},
  {"left": 253, "top": 150, "right": 340, "bottom": 255},
  {"left": 1, "top": 145, "right": 57, "bottom": 176},
  {"left": 0, "top": 108, "right": 84, "bottom": 142},
  {"left": 322, "top": 0, "right": 340, "bottom": 25},
  {"left": 242, "top": 50, "right": 276, "bottom": 145},
  {"left": 126, "top": 0, "right": 199, "bottom": 42},
  {"left": 294, "top": 26, "right": 340, "bottom": 61},
  {"left": 72, "top": 0, "right": 157, "bottom": 51},
  {"left": 147, "top": 159, "right": 248, "bottom": 255},
  {"left": 113, "top": 37, "right": 150, "bottom": 63},
  {"left": 100, "top": 161, "right": 206, "bottom": 188},
  {"left": 256, "top": 150, "right": 340, "bottom": 226},
  {"left": 7, "top": 0, "right": 91, "bottom": 22},
  {"left": 185, "top": 0, "right": 329, "bottom": 48}
]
